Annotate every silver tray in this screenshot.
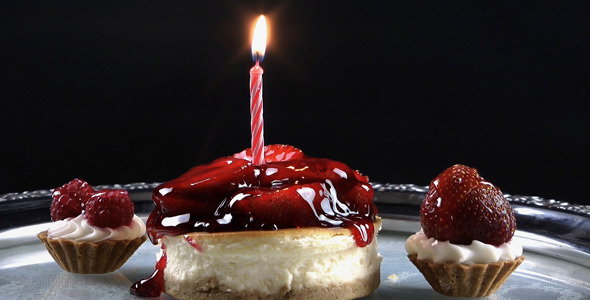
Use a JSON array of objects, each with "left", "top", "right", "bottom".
[{"left": 1, "top": 183, "right": 589, "bottom": 299}]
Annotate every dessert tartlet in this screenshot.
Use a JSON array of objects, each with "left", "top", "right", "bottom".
[
  {"left": 405, "top": 164, "right": 524, "bottom": 297},
  {"left": 131, "top": 144, "right": 381, "bottom": 299},
  {"left": 38, "top": 179, "right": 147, "bottom": 274}
]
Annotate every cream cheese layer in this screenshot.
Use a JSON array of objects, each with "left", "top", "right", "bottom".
[{"left": 163, "top": 227, "right": 382, "bottom": 295}]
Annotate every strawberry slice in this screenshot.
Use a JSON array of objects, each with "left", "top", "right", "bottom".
[{"left": 420, "top": 164, "right": 516, "bottom": 246}]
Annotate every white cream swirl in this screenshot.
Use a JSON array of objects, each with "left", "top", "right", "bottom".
[
  {"left": 405, "top": 230, "right": 522, "bottom": 265},
  {"left": 47, "top": 214, "right": 146, "bottom": 242}
]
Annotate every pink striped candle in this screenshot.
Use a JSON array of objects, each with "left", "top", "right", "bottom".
[{"left": 249, "top": 15, "right": 267, "bottom": 165}]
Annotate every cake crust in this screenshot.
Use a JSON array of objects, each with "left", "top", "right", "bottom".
[
  {"left": 407, "top": 253, "right": 525, "bottom": 297},
  {"left": 38, "top": 231, "right": 147, "bottom": 274},
  {"left": 165, "top": 269, "right": 380, "bottom": 300}
]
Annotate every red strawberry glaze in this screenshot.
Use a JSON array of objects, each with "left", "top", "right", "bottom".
[
  {"left": 130, "top": 249, "right": 167, "bottom": 297},
  {"left": 145, "top": 144, "right": 378, "bottom": 247},
  {"left": 184, "top": 236, "right": 203, "bottom": 252}
]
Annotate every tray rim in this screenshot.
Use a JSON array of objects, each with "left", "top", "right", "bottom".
[
  {"left": 371, "top": 183, "right": 590, "bottom": 217},
  {"left": 1, "top": 182, "right": 589, "bottom": 267},
  {"left": 1, "top": 182, "right": 589, "bottom": 216}
]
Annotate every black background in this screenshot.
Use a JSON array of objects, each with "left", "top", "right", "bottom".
[{"left": 1, "top": 1, "right": 589, "bottom": 205}]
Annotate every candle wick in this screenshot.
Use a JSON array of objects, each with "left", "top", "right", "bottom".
[{"left": 252, "top": 52, "right": 264, "bottom": 64}]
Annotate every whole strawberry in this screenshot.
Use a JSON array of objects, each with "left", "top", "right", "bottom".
[
  {"left": 50, "top": 179, "right": 95, "bottom": 221},
  {"left": 420, "top": 164, "right": 516, "bottom": 246},
  {"left": 85, "top": 189, "right": 134, "bottom": 228}
]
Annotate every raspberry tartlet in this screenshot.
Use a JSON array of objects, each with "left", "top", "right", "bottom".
[
  {"left": 131, "top": 145, "right": 381, "bottom": 299},
  {"left": 405, "top": 164, "right": 524, "bottom": 297},
  {"left": 38, "top": 179, "right": 147, "bottom": 274}
]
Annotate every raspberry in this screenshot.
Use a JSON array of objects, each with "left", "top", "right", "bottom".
[
  {"left": 50, "top": 179, "right": 95, "bottom": 221},
  {"left": 85, "top": 189, "right": 134, "bottom": 228}
]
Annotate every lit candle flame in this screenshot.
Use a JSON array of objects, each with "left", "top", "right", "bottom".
[{"left": 251, "top": 15, "right": 267, "bottom": 62}]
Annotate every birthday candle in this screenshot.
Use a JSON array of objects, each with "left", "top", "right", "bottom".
[{"left": 249, "top": 15, "right": 267, "bottom": 165}]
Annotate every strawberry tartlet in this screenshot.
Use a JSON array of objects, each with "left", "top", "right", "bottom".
[
  {"left": 38, "top": 179, "right": 147, "bottom": 274},
  {"left": 405, "top": 164, "right": 524, "bottom": 297}
]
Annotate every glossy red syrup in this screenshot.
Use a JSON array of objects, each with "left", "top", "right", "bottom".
[
  {"left": 130, "top": 250, "right": 167, "bottom": 297},
  {"left": 146, "top": 144, "right": 378, "bottom": 247},
  {"left": 184, "top": 235, "right": 203, "bottom": 252}
]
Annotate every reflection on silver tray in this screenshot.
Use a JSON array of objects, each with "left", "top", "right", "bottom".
[{"left": 1, "top": 183, "right": 590, "bottom": 299}]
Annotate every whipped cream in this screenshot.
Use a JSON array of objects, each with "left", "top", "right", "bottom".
[
  {"left": 47, "top": 214, "right": 146, "bottom": 242},
  {"left": 405, "top": 230, "right": 522, "bottom": 265}
]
